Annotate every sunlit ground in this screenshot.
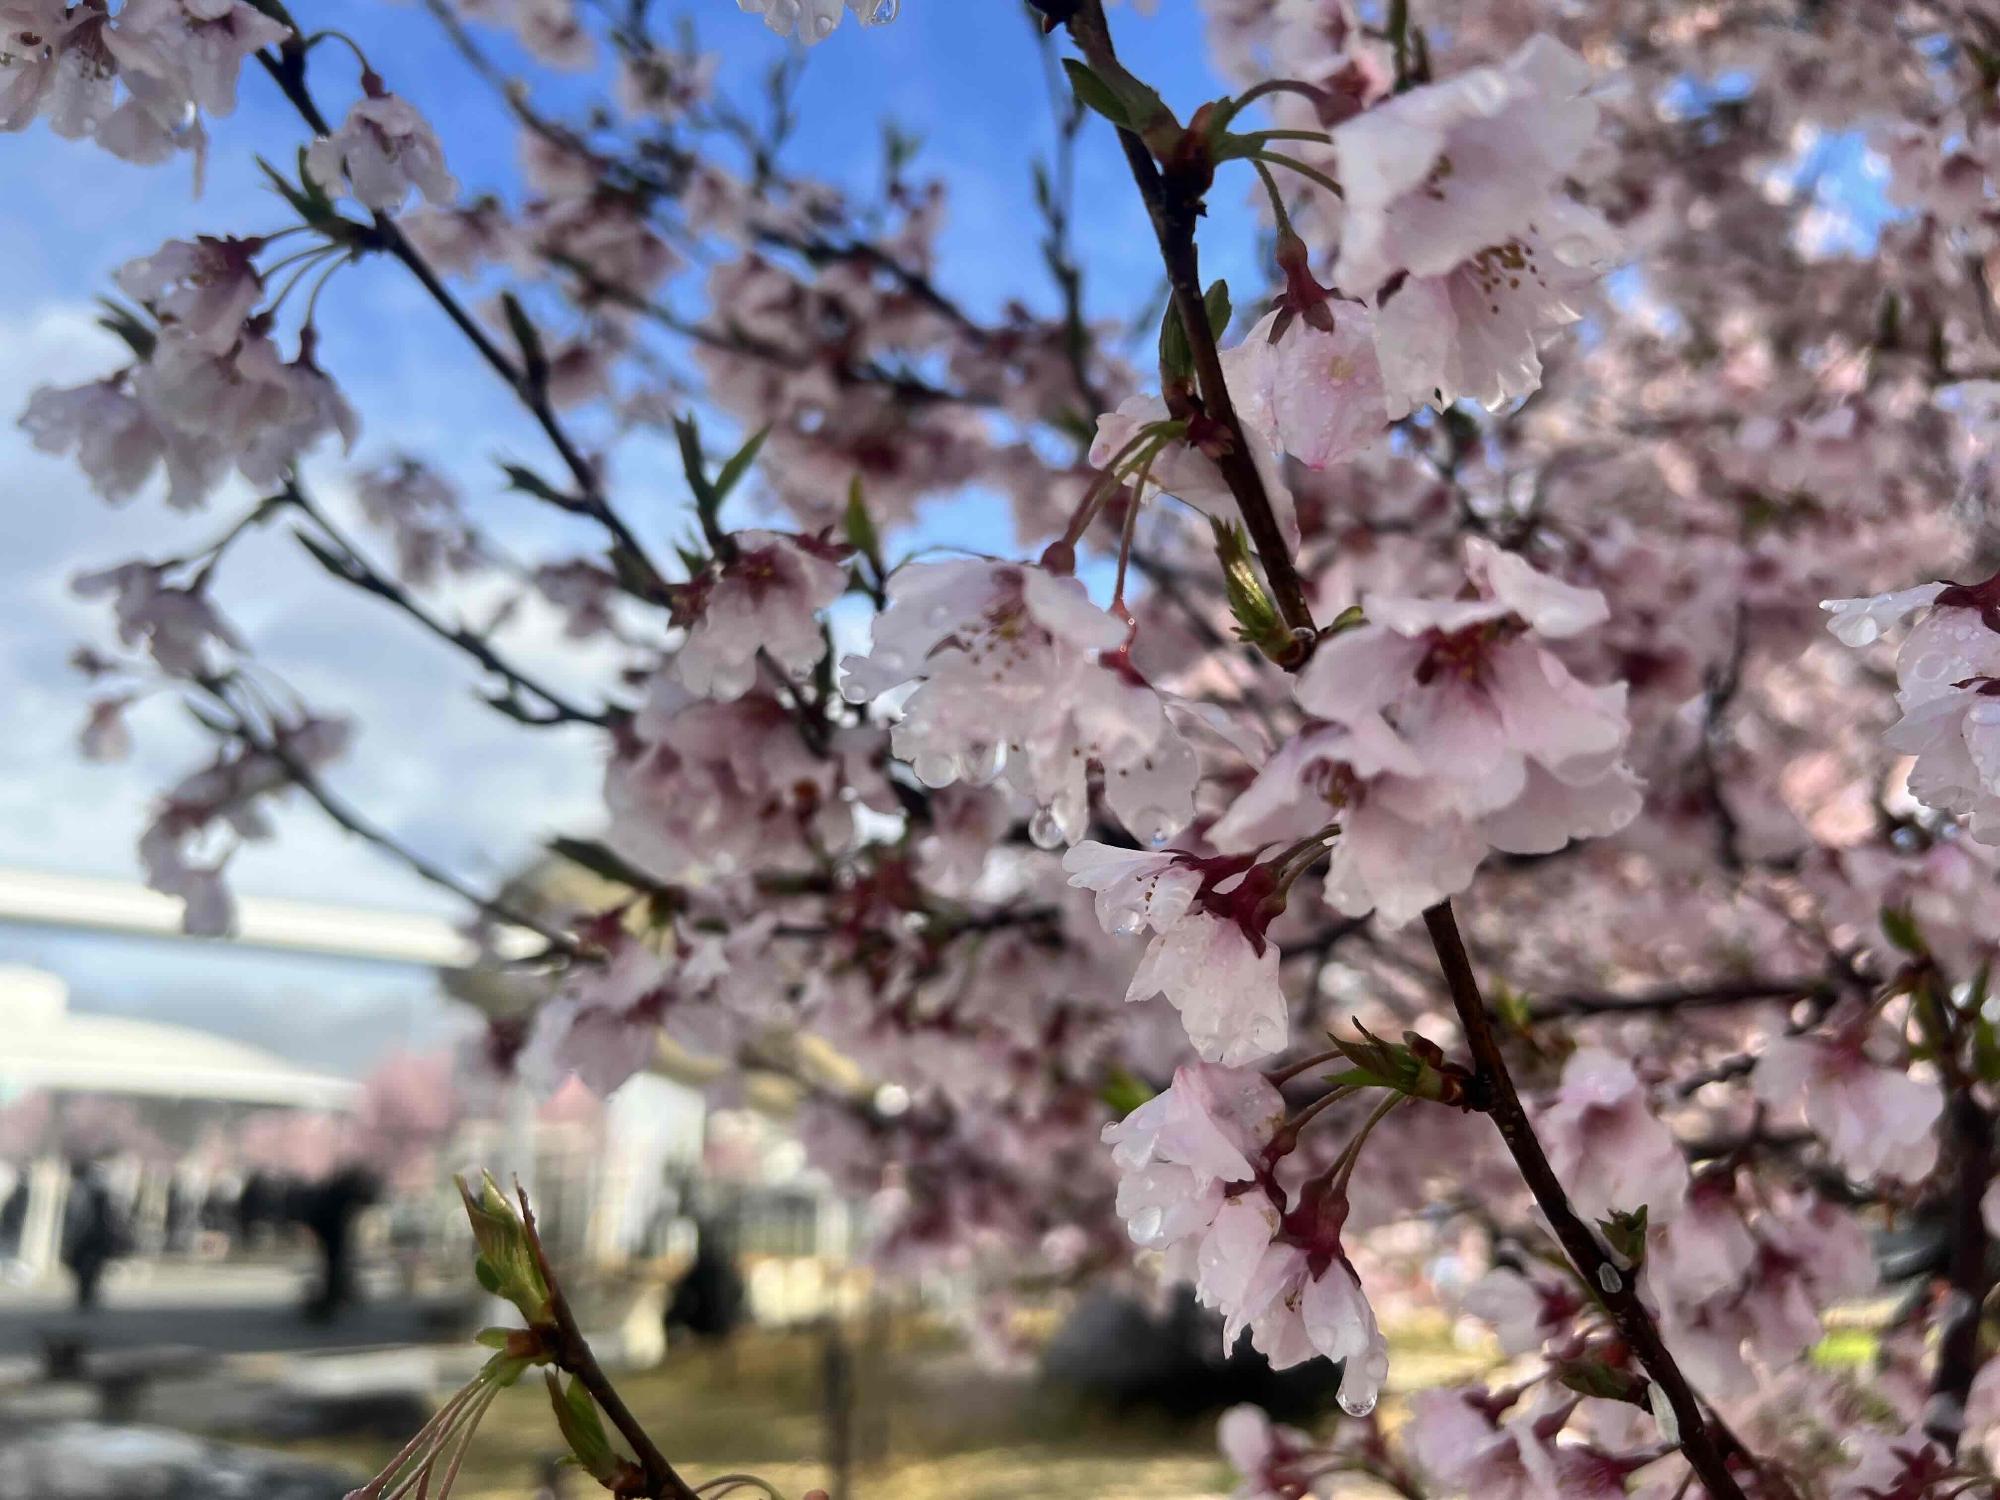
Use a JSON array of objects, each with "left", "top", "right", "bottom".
[{"left": 255, "top": 1314, "right": 1498, "bottom": 1500}]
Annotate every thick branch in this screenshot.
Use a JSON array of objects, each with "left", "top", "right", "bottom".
[
  {"left": 1423, "top": 900, "right": 1755, "bottom": 1500},
  {"left": 1920, "top": 982, "right": 1996, "bottom": 1451}
]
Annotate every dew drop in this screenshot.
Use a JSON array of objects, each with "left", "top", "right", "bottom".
[
  {"left": 913, "top": 752, "right": 956, "bottom": 788},
  {"left": 1110, "top": 909, "right": 1143, "bottom": 937},
  {"left": 1029, "top": 806, "right": 1065, "bottom": 849},
  {"left": 1337, "top": 1390, "right": 1377, "bottom": 1418},
  {"left": 1597, "top": 1264, "right": 1624, "bottom": 1294}
]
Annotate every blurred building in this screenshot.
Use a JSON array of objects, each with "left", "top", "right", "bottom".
[{"left": 0, "top": 966, "right": 358, "bottom": 1280}]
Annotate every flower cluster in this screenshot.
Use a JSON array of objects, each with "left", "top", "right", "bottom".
[
  {"left": 1214, "top": 540, "right": 1639, "bottom": 925},
  {"left": 1101, "top": 1064, "right": 1389, "bottom": 1417}
]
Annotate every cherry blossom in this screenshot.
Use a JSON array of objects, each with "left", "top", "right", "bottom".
[
  {"left": 1753, "top": 1032, "right": 1941, "bottom": 1184},
  {"left": 307, "top": 89, "right": 458, "bottom": 210},
  {"left": 115, "top": 235, "right": 263, "bottom": 353},
  {"left": 72, "top": 561, "right": 242, "bottom": 676},
  {"left": 1536, "top": 1048, "right": 1687, "bottom": 1222},
  {"left": 737, "top": 0, "right": 896, "bottom": 46},
  {"left": 672, "top": 530, "right": 850, "bottom": 700},
  {"left": 1216, "top": 539, "right": 1638, "bottom": 924},
  {"left": 1066, "top": 844, "right": 1288, "bottom": 1065}
]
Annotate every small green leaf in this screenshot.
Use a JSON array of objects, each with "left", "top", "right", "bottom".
[
  {"left": 711, "top": 425, "right": 769, "bottom": 507},
  {"left": 1062, "top": 58, "right": 1132, "bottom": 129},
  {"left": 1209, "top": 519, "right": 1289, "bottom": 660},
  {"left": 499, "top": 293, "right": 548, "bottom": 392},
  {"left": 1099, "top": 1067, "right": 1155, "bottom": 1118},
  {"left": 1880, "top": 904, "right": 1925, "bottom": 955},
  {"left": 546, "top": 1373, "right": 621, "bottom": 1482},
  {"left": 1597, "top": 1205, "right": 1649, "bottom": 1269},
  {"left": 499, "top": 463, "right": 575, "bottom": 507},
  {"left": 1552, "top": 1356, "right": 1646, "bottom": 1404}
]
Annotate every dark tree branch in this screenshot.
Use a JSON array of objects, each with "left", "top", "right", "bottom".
[
  {"left": 1055, "top": 0, "right": 1318, "bottom": 657},
  {"left": 1527, "top": 974, "right": 1831, "bottom": 1022},
  {"left": 1423, "top": 900, "right": 1757, "bottom": 1500}
]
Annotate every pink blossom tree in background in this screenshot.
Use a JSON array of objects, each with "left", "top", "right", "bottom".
[{"left": 15, "top": 0, "right": 2000, "bottom": 1493}]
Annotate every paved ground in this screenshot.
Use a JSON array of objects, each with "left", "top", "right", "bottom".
[{"left": 0, "top": 1260, "right": 469, "bottom": 1365}]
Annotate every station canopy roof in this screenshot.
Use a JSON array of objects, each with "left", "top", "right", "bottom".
[{"left": 0, "top": 966, "right": 358, "bottom": 1110}]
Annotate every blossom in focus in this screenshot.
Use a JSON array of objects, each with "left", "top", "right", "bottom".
[
  {"left": 1100, "top": 1060, "right": 1282, "bottom": 1272},
  {"left": 673, "top": 530, "right": 851, "bottom": 700},
  {"left": 1213, "top": 540, "right": 1638, "bottom": 925},
  {"left": 842, "top": 560, "right": 1205, "bottom": 847},
  {"left": 1066, "top": 844, "right": 1288, "bottom": 1065},
  {"left": 307, "top": 91, "right": 459, "bottom": 211},
  {"left": 1220, "top": 306, "right": 1388, "bottom": 471}
]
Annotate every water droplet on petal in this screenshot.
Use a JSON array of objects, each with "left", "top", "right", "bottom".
[
  {"left": 1337, "top": 1389, "right": 1377, "bottom": 1418},
  {"left": 1029, "top": 806, "right": 1065, "bottom": 849},
  {"left": 913, "top": 752, "right": 956, "bottom": 788}
]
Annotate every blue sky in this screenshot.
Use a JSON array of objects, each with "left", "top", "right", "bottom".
[{"left": 0, "top": 0, "right": 1248, "bottom": 1072}]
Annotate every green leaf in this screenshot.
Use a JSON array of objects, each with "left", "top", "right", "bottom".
[
  {"left": 456, "top": 1173, "right": 550, "bottom": 1321},
  {"left": 499, "top": 463, "right": 575, "bottom": 508},
  {"left": 1597, "top": 1205, "right": 1649, "bottom": 1268},
  {"left": 1552, "top": 1356, "right": 1646, "bottom": 1404},
  {"left": 546, "top": 1373, "right": 621, "bottom": 1482},
  {"left": 711, "top": 425, "right": 769, "bottom": 507},
  {"left": 1061, "top": 58, "right": 1131, "bottom": 129},
  {"left": 1158, "top": 279, "right": 1232, "bottom": 387},
  {"left": 1098, "top": 1067, "right": 1155, "bottom": 1118},
  {"left": 1880, "top": 904, "right": 1925, "bottom": 956},
  {"left": 94, "top": 298, "right": 156, "bottom": 362},
  {"left": 843, "top": 477, "right": 885, "bottom": 583},
  {"left": 499, "top": 293, "right": 548, "bottom": 392},
  {"left": 1209, "top": 519, "right": 1288, "bottom": 660}
]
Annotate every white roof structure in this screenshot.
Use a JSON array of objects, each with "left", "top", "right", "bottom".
[
  {"left": 0, "top": 866, "right": 540, "bottom": 968},
  {"left": 0, "top": 967, "right": 358, "bottom": 1110}
]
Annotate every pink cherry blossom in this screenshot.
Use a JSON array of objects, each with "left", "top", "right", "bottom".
[
  {"left": 673, "top": 530, "right": 850, "bottom": 700},
  {"left": 1753, "top": 1033, "right": 1940, "bottom": 1183},
  {"left": 115, "top": 235, "right": 263, "bottom": 353},
  {"left": 307, "top": 91, "right": 458, "bottom": 211},
  {"left": 1536, "top": 1047, "right": 1687, "bottom": 1222}
]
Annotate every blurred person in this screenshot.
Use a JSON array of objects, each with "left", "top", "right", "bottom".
[
  {"left": 664, "top": 1217, "right": 747, "bottom": 1344},
  {"left": 298, "top": 1163, "right": 382, "bottom": 1321},
  {"left": 60, "top": 1161, "right": 124, "bottom": 1311}
]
